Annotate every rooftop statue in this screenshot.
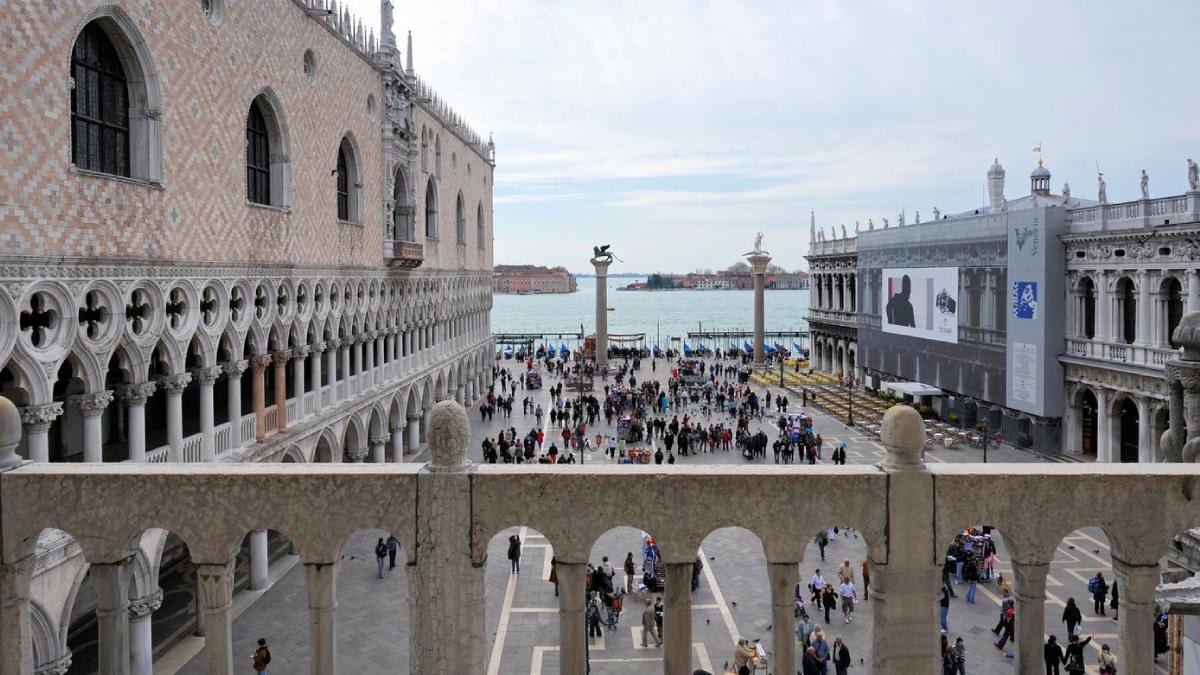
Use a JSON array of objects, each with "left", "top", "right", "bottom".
[
  {"left": 1062, "top": 182, "right": 1071, "bottom": 199},
  {"left": 1098, "top": 173, "right": 1108, "bottom": 203},
  {"left": 1141, "top": 169, "right": 1150, "bottom": 199},
  {"left": 1189, "top": 159, "right": 1198, "bottom": 192},
  {"left": 932, "top": 207, "right": 940, "bottom": 220},
  {"left": 591, "top": 244, "right": 615, "bottom": 263}
]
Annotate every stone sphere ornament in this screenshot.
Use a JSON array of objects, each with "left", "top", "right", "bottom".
[
  {"left": 427, "top": 399, "right": 471, "bottom": 471},
  {"left": 0, "top": 396, "right": 22, "bottom": 468},
  {"left": 881, "top": 405, "right": 926, "bottom": 470}
]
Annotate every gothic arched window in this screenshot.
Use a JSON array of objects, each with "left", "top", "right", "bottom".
[{"left": 71, "top": 23, "right": 129, "bottom": 176}]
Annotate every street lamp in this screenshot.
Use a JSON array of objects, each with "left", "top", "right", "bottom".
[
  {"left": 979, "top": 420, "right": 989, "bottom": 464},
  {"left": 845, "top": 377, "right": 854, "bottom": 428},
  {"left": 579, "top": 322, "right": 585, "bottom": 466}
]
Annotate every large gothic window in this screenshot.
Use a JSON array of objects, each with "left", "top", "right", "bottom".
[
  {"left": 245, "top": 102, "right": 271, "bottom": 205},
  {"left": 336, "top": 147, "right": 349, "bottom": 220},
  {"left": 455, "top": 192, "right": 466, "bottom": 245},
  {"left": 424, "top": 177, "right": 438, "bottom": 238},
  {"left": 335, "top": 136, "right": 360, "bottom": 222},
  {"left": 476, "top": 202, "right": 485, "bottom": 250},
  {"left": 71, "top": 24, "right": 129, "bottom": 176},
  {"left": 393, "top": 169, "right": 411, "bottom": 240}
]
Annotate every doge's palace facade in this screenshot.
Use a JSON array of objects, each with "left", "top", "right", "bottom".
[{"left": 0, "top": 0, "right": 494, "bottom": 671}]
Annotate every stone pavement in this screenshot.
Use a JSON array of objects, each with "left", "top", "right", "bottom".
[{"left": 170, "top": 358, "right": 1165, "bottom": 674}]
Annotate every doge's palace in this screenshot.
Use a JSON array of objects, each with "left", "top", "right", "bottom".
[{"left": 0, "top": 0, "right": 494, "bottom": 671}]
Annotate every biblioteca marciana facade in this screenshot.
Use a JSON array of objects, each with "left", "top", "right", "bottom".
[{"left": 0, "top": 0, "right": 494, "bottom": 671}]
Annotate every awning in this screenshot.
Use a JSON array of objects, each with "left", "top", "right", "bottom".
[{"left": 882, "top": 381, "right": 944, "bottom": 397}]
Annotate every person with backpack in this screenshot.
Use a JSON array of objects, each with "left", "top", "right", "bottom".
[
  {"left": 252, "top": 638, "right": 271, "bottom": 674},
  {"left": 374, "top": 538, "right": 388, "bottom": 578},
  {"left": 507, "top": 533, "right": 522, "bottom": 574},
  {"left": 1062, "top": 597, "right": 1083, "bottom": 637},
  {"left": 1089, "top": 572, "right": 1108, "bottom": 615},
  {"left": 963, "top": 555, "right": 980, "bottom": 604},
  {"left": 994, "top": 605, "right": 1015, "bottom": 651},
  {"left": 586, "top": 591, "right": 604, "bottom": 639},
  {"left": 386, "top": 534, "right": 399, "bottom": 569}
]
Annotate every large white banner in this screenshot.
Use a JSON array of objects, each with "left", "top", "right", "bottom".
[{"left": 881, "top": 267, "right": 959, "bottom": 344}]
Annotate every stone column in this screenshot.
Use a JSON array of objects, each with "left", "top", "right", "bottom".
[
  {"left": 325, "top": 340, "right": 339, "bottom": 403},
  {"left": 75, "top": 391, "right": 114, "bottom": 462},
  {"left": 390, "top": 423, "right": 405, "bottom": 463},
  {"left": 369, "top": 435, "right": 387, "bottom": 463},
  {"left": 407, "top": 415, "right": 421, "bottom": 454},
  {"left": 556, "top": 562, "right": 587, "bottom": 675},
  {"left": 249, "top": 530, "right": 270, "bottom": 591},
  {"left": 304, "top": 562, "right": 338, "bottom": 675},
  {"left": 272, "top": 351, "right": 289, "bottom": 432},
  {"left": 339, "top": 342, "right": 351, "bottom": 398},
  {"left": 91, "top": 559, "right": 132, "bottom": 675},
  {"left": 593, "top": 257, "right": 611, "bottom": 370},
  {"left": 1113, "top": 556, "right": 1160, "bottom": 674},
  {"left": 0, "top": 556, "right": 34, "bottom": 674},
  {"left": 119, "top": 384, "right": 155, "bottom": 462},
  {"left": 1011, "top": 560, "right": 1049, "bottom": 673},
  {"left": 363, "top": 333, "right": 375, "bottom": 388},
  {"left": 747, "top": 252, "right": 772, "bottom": 364},
  {"left": 222, "top": 361, "right": 247, "bottom": 450},
  {"left": 870, "top": 406, "right": 939, "bottom": 672},
  {"left": 352, "top": 339, "right": 363, "bottom": 392},
  {"left": 159, "top": 374, "right": 191, "bottom": 462},
  {"left": 310, "top": 343, "right": 325, "bottom": 414},
  {"left": 128, "top": 589, "right": 162, "bottom": 675},
  {"left": 411, "top": 401, "right": 485, "bottom": 674},
  {"left": 196, "top": 560, "right": 235, "bottom": 675},
  {"left": 19, "top": 403, "right": 62, "bottom": 463},
  {"left": 292, "top": 347, "right": 308, "bottom": 419},
  {"left": 1137, "top": 397, "right": 1152, "bottom": 463},
  {"left": 251, "top": 355, "right": 269, "bottom": 442},
  {"left": 1095, "top": 388, "right": 1111, "bottom": 462},
  {"left": 1097, "top": 271, "right": 1110, "bottom": 341},
  {"left": 1189, "top": 269, "right": 1200, "bottom": 313},
  {"left": 662, "top": 561, "right": 693, "bottom": 674},
  {"left": 1136, "top": 270, "right": 1151, "bottom": 345},
  {"left": 193, "top": 367, "right": 220, "bottom": 462},
  {"left": 768, "top": 562, "right": 797, "bottom": 675}
]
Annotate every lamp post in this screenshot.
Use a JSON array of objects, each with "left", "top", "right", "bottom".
[
  {"left": 979, "top": 420, "right": 989, "bottom": 464},
  {"left": 579, "top": 322, "right": 585, "bottom": 466},
  {"left": 845, "top": 378, "right": 854, "bottom": 428},
  {"left": 779, "top": 351, "right": 785, "bottom": 388}
]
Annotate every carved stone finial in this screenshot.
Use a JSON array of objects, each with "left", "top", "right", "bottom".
[
  {"left": 1174, "top": 311, "right": 1200, "bottom": 360},
  {"left": 0, "top": 396, "right": 22, "bottom": 469},
  {"left": 427, "top": 400, "right": 470, "bottom": 471},
  {"left": 880, "top": 405, "right": 926, "bottom": 470}
]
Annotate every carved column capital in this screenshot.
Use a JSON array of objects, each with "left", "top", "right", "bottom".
[
  {"left": 221, "top": 360, "right": 249, "bottom": 378},
  {"left": 191, "top": 366, "right": 222, "bottom": 387},
  {"left": 369, "top": 434, "right": 389, "bottom": 447},
  {"left": 311, "top": 341, "right": 327, "bottom": 354},
  {"left": 345, "top": 447, "right": 368, "bottom": 462},
  {"left": 20, "top": 402, "right": 63, "bottom": 429},
  {"left": 251, "top": 354, "right": 272, "bottom": 370},
  {"left": 328, "top": 338, "right": 343, "bottom": 349},
  {"left": 119, "top": 382, "right": 157, "bottom": 405},
  {"left": 196, "top": 560, "right": 236, "bottom": 613},
  {"left": 157, "top": 373, "right": 192, "bottom": 394},
  {"left": 128, "top": 587, "right": 163, "bottom": 618},
  {"left": 271, "top": 350, "right": 292, "bottom": 365},
  {"left": 72, "top": 391, "right": 114, "bottom": 416},
  {"left": 294, "top": 345, "right": 311, "bottom": 359}
]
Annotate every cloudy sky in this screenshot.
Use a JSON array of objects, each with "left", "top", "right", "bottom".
[{"left": 346, "top": 0, "right": 1200, "bottom": 274}]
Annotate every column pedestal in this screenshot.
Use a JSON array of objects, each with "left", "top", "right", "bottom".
[
  {"left": 747, "top": 252, "right": 772, "bottom": 365},
  {"left": 1012, "top": 560, "right": 1049, "bottom": 673},
  {"left": 592, "top": 258, "right": 611, "bottom": 370},
  {"left": 557, "top": 562, "right": 587, "bottom": 675},
  {"left": 662, "top": 562, "right": 693, "bottom": 674},
  {"left": 196, "top": 560, "right": 235, "bottom": 675},
  {"left": 304, "top": 562, "right": 338, "bottom": 675}
]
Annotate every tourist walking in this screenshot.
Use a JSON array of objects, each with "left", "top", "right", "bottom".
[
  {"left": 692, "top": 555, "right": 703, "bottom": 592},
  {"left": 733, "top": 639, "right": 757, "bottom": 673},
  {"left": 810, "top": 627, "right": 830, "bottom": 675},
  {"left": 810, "top": 569, "right": 826, "bottom": 609},
  {"left": 624, "top": 552, "right": 636, "bottom": 594},
  {"left": 386, "top": 534, "right": 399, "bottom": 569},
  {"left": 549, "top": 556, "right": 558, "bottom": 596},
  {"left": 1088, "top": 572, "right": 1108, "bottom": 615},
  {"left": 939, "top": 584, "right": 950, "bottom": 633},
  {"left": 587, "top": 591, "right": 604, "bottom": 639},
  {"left": 832, "top": 637, "right": 851, "bottom": 675},
  {"left": 837, "top": 558, "right": 854, "bottom": 585},
  {"left": 252, "top": 638, "right": 271, "bottom": 674},
  {"left": 801, "top": 646, "right": 822, "bottom": 675},
  {"left": 374, "top": 537, "right": 387, "bottom": 578},
  {"left": 1097, "top": 644, "right": 1117, "bottom": 674},
  {"left": 1044, "top": 635, "right": 1064, "bottom": 675},
  {"left": 508, "top": 533, "right": 522, "bottom": 573},
  {"left": 641, "top": 598, "right": 662, "bottom": 647},
  {"left": 953, "top": 637, "right": 965, "bottom": 675},
  {"left": 1109, "top": 580, "right": 1119, "bottom": 620},
  {"left": 963, "top": 553, "right": 979, "bottom": 604},
  {"left": 860, "top": 559, "right": 870, "bottom": 600},
  {"left": 821, "top": 584, "right": 836, "bottom": 624},
  {"left": 1062, "top": 597, "right": 1082, "bottom": 637},
  {"left": 838, "top": 578, "right": 856, "bottom": 623}
]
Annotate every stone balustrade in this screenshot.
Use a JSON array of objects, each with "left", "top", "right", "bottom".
[{"left": 0, "top": 399, "right": 1198, "bottom": 674}]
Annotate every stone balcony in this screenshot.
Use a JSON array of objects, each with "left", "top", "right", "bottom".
[
  {"left": 1, "top": 400, "right": 1199, "bottom": 675},
  {"left": 386, "top": 240, "right": 424, "bottom": 269}
]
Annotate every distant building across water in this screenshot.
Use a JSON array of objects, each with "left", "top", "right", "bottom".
[
  {"left": 623, "top": 267, "right": 809, "bottom": 290},
  {"left": 494, "top": 264, "right": 579, "bottom": 294}
]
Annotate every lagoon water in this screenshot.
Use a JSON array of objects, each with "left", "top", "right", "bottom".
[{"left": 491, "top": 276, "right": 810, "bottom": 350}]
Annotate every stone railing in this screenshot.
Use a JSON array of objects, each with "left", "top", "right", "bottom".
[
  {"left": 1061, "top": 336, "right": 1180, "bottom": 368},
  {"left": 1066, "top": 192, "right": 1200, "bottom": 231},
  {"left": 1, "top": 400, "right": 1198, "bottom": 674},
  {"left": 806, "top": 237, "right": 857, "bottom": 257}
]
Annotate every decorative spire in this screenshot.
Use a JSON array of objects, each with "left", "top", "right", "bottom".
[{"left": 406, "top": 31, "right": 413, "bottom": 73}]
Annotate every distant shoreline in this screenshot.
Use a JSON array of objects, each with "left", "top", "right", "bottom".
[{"left": 616, "top": 287, "right": 805, "bottom": 292}]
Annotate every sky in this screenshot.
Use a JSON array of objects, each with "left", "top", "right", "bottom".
[{"left": 345, "top": 0, "right": 1200, "bottom": 274}]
